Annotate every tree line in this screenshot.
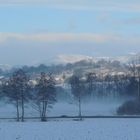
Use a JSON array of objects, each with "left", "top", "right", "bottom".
[
  {"left": 0, "top": 61, "right": 139, "bottom": 121},
  {"left": 69, "top": 63, "right": 140, "bottom": 118}
]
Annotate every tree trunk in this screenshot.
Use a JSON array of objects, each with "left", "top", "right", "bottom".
[
  {"left": 16, "top": 100, "right": 20, "bottom": 122},
  {"left": 41, "top": 101, "right": 47, "bottom": 122},
  {"left": 21, "top": 95, "right": 24, "bottom": 122},
  {"left": 44, "top": 101, "right": 47, "bottom": 121},
  {"left": 78, "top": 96, "right": 82, "bottom": 120}
]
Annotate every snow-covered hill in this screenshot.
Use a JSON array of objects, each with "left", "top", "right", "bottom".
[
  {"left": 0, "top": 64, "right": 12, "bottom": 71},
  {"left": 52, "top": 53, "right": 140, "bottom": 64},
  {"left": 55, "top": 54, "right": 93, "bottom": 64}
]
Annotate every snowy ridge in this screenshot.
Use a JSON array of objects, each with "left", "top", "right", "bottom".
[
  {"left": 55, "top": 54, "right": 93, "bottom": 64},
  {"left": 52, "top": 53, "right": 140, "bottom": 65}
]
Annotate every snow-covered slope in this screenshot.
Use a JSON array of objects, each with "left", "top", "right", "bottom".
[
  {"left": 53, "top": 53, "right": 140, "bottom": 64},
  {"left": 55, "top": 54, "right": 93, "bottom": 64},
  {"left": 0, "top": 64, "right": 12, "bottom": 71}
]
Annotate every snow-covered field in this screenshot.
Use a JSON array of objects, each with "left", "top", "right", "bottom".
[
  {"left": 0, "top": 119, "right": 140, "bottom": 140},
  {"left": 0, "top": 98, "right": 138, "bottom": 140}
]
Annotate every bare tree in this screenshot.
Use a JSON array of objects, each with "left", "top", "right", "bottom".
[
  {"left": 69, "top": 75, "right": 85, "bottom": 120},
  {"left": 86, "top": 73, "right": 96, "bottom": 96},
  {"left": 2, "top": 69, "right": 29, "bottom": 122},
  {"left": 33, "top": 72, "right": 56, "bottom": 121}
]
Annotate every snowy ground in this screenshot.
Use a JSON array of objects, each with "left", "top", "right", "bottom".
[{"left": 0, "top": 119, "right": 140, "bottom": 140}]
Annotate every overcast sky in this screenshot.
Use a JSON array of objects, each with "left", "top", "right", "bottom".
[{"left": 0, "top": 0, "right": 140, "bottom": 65}]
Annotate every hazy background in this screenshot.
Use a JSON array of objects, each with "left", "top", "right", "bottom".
[{"left": 0, "top": 0, "right": 140, "bottom": 65}]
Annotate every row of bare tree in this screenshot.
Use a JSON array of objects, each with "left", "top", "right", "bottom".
[{"left": 0, "top": 70, "right": 56, "bottom": 122}]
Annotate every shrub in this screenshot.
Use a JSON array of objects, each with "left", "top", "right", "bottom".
[{"left": 117, "top": 100, "right": 140, "bottom": 115}]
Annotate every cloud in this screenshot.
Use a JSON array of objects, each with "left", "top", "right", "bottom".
[
  {"left": 0, "top": 32, "right": 119, "bottom": 43},
  {"left": 0, "top": 32, "right": 140, "bottom": 45}
]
